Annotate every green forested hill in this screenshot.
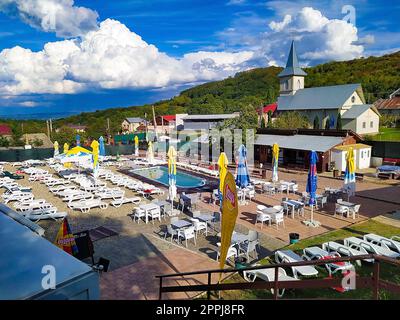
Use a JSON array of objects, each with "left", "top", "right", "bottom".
[{"left": 2, "top": 51, "right": 400, "bottom": 141}]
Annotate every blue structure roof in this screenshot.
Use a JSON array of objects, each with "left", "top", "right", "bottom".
[
  {"left": 341, "top": 104, "right": 377, "bottom": 119},
  {"left": 278, "top": 41, "right": 307, "bottom": 78},
  {"left": 278, "top": 83, "right": 362, "bottom": 110},
  {"left": 0, "top": 208, "right": 94, "bottom": 299}
]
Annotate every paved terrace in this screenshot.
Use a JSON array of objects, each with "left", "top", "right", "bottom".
[{"left": 2, "top": 161, "right": 399, "bottom": 299}]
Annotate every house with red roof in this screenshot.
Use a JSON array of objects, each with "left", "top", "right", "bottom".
[
  {"left": 149, "top": 115, "right": 177, "bottom": 134},
  {"left": 0, "top": 124, "right": 12, "bottom": 136},
  {"left": 257, "top": 103, "right": 277, "bottom": 126}
]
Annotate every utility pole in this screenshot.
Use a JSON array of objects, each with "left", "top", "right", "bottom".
[
  {"left": 49, "top": 119, "right": 53, "bottom": 139},
  {"left": 152, "top": 105, "right": 157, "bottom": 136},
  {"left": 46, "top": 120, "right": 50, "bottom": 140},
  {"left": 107, "top": 118, "right": 110, "bottom": 133}
]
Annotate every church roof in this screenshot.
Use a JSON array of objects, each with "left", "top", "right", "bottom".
[
  {"left": 278, "top": 83, "right": 362, "bottom": 110},
  {"left": 278, "top": 41, "right": 307, "bottom": 78}
]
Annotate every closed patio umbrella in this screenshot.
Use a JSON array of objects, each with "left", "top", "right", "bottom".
[
  {"left": 63, "top": 143, "right": 69, "bottom": 154},
  {"left": 76, "top": 134, "right": 81, "bottom": 147},
  {"left": 343, "top": 147, "right": 356, "bottom": 200},
  {"left": 304, "top": 150, "right": 321, "bottom": 227},
  {"left": 134, "top": 135, "right": 139, "bottom": 156},
  {"left": 147, "top": 141, "right": 154, "bottom": 164},
  {"left": 272, "top": 143, "right": 279, "bottom": 183},
  {"left": 167, "top": 146, "right": 177, "bottom": 215},
  {"left": 235, "top": 145, "right": 250, "bottom": 205},
  {"left": 53, "top": 141, "right": 59, "bottom": 158},
  {"left": 217, "top": 152, "right": 229, "bottom": 206},
  {"left": 91, "top": 140, "right": 99, "bottom": 178},
  {"left": 99, "top": 136, "right": 106, "bottom": 157}
]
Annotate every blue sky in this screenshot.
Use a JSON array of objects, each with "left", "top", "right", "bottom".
[{"left": 0, "top": 0, "right": 398, "bottom": 118}]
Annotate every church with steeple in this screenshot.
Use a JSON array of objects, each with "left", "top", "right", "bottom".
[{"left": 276, "top": 41, "right": 380, "bottom": 135}]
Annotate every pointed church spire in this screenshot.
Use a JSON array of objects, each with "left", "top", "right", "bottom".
[{"left": 278, "top": 41, "right": 307, "bottom": 78}]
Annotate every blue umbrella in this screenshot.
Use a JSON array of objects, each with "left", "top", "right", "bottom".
[
  {"left": 99, "top": 136, "right": 106, "bottom": 157},
  {"left": 235, "top": 145, "right": 251, "bottom": 204},
  {"left": 76, "top": 134, "right": 81, "bottom": 147},
  {"left": 306, "top": 151, "right": 318, "bottom": 222},
  {"left": 235, "top": 145, "right": 250, "bottom": 188}
]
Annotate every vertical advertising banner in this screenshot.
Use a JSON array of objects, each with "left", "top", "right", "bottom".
[{"left": 219, "top": 171, "right": 239, "bottom": 272}]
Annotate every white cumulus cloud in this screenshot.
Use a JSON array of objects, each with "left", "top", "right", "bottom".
[
  {"left": 0, "top": 0, "right": 99, "bottom": 37},
  {"left": 0, "top": 19, "right": 255, "bottom": 95}
]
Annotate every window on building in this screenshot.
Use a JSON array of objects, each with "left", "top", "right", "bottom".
[
  {"left": 284, "top": 80, "right": 289, "bottom": 90},
  {"left": 351, "top": 96, "right": 356, "bottom": 103},
  {"left": 370, "top": 121, "right": 373, "bottom": 128},
  {"left": 297, "top": 79, "right": 301, "bottom": 89},
  {"left": 362, "top": 122, "right": 366, "bottom": 129}
]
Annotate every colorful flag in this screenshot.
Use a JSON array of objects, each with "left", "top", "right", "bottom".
[{"left": 54, "top": 218, "right": 79, "bottom": 256}]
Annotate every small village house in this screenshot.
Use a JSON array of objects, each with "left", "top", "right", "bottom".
[
  {"left": 374, "top": 88, "right": 400, "bottom": 116},
  {"left": 276, "top": 41, "right": 380, "bottom": 135},
  {"left": 257, "top": 103, "right": 277, "bottom": 126},
  {"left": 0, "top": 124, "right": 12, "bottom": 137},
  {"left": 148, "top": 115, "right": 176, "bottom": 134},
  {"left": 121, "top": 117, "right": 146, "bottom": 133}
]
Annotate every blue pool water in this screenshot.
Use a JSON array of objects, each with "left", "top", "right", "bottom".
[{"left": 131, "top": 166, "right": 206, "bottom": 188}]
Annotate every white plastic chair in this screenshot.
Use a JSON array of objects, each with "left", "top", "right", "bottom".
[
  {"left": 335, "top": 203, "right": 349, "bottom": 217},
  {"left": 178, "top": 226, "right": 196, "bottom": 247}
]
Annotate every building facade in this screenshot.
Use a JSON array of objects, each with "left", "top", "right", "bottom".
[
  {"left": 121, "top": 117, "right": 146, "bottom": 133},
  {"left": 277, "top": 41, "right": 380, "bottom": 135}
]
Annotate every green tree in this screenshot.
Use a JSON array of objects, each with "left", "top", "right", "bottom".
[
  {"left": 313, "top": 116, "right": 320, "bottom": 129},
  {"left": 267, "top": 110, "right": 273, "bottom": 128},
  {"left": 272, "top": 111, "right": 310, "bottom": 129},
  {"left": 0, "top": 136, "right": 10, "bottom": 148},
  {"left": 324, "top": 117, "right": 330, "bottom": 130},
  {"left": 260, "top": 115, "right": 266, "bottom": 128},
  {"left": 336, "top": 113, "right": 342, "bottom": 130},
  {"left": 52, "top": 126, "right": 80, "bottom": 146}
]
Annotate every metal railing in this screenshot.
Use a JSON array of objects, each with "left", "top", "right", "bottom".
[{"left": 156, "top": 254, "right": 400, "bottom": 300}]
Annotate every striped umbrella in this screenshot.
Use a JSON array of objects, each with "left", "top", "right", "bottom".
[
  {"left": 167, "top": 146, "right": 177, "bottom": 214},
  {"left": 344, "top": 147, "right": 356, "bottom": 200},
  {"left": 99, "top": 136, "right": 106, "bottom": 157},
  {"left": 235, "top": 145, "right": 250, "bottom": 204},
  {"left": 306, "top": 151, "right": 318, "bottom": 223},
  {"left": 54, "top": 218, "right": 79, "bottom": 256},
  {"left": 272, "top": 143, "right": 279, "bottom": 183},
  {"left": 217, "top": 152, "right": 229, "bottom": 206}
]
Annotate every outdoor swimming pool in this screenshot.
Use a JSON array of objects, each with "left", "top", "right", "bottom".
[{"left": 130, "top": 166, "right": 206, "bottom": 188}]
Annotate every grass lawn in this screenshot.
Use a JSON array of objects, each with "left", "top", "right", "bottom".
[
  {"left": 216, "top": 219, "right": 400, "bottom": 300},
  {"left": 368, "top": 128, "right": 400, "bottom": 141}
]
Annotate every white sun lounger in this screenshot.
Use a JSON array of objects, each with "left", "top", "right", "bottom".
[
  {"left": 322, "top": 241, "right": 373, "bottom": 265},
  {"left": 363, "top": 233, "right": 400, "bottom": 254},
  {"left": 243, "top": 266, "right": 298, "bottom": 298},
  {"left": 275, "top": 250, "right": 319, "bottom": 279},
  {"left": 302, "top": 246, "right": 354, "bottom": 276},
  {"left": 68, "top": 199, "right": 108, "bottom": 213},
  {"left": 21, "top": 209, "right": 68, "bottom": 222},
  {"left": 50, "top": 185, "right": 77, "bottom": 194},
  {"left": 111, "top": 196, "right": 141, "bottom": 208},
  {"left": 59, "top": 190, "right": 94, "bottom": 202},
  {"left": 344, "top": 237, "right": 400, "bottom": 259},
  {"left": 2, "top": 192, "right": 34, "bottom": 204},
  {"left": 94, "top": 188, "right": 125, "bottom": 200}
]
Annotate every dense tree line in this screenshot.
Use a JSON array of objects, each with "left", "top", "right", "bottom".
[{"left": 1, "top": 51, "right": 399, "bottom": 143}]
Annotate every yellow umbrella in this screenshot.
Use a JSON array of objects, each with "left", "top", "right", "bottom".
[
  {"left": 272, "top": 143, "right": 279, "bottom": 182},
  {"left": 134, "top": 135, "right": 139, "bottom": 156},
  {"left": 63, "top": 143, "right": 69, "bottom": 154},
  {"left": 91, "top": 140, "right": 100, "bottom": 178},
  {"left": 217, "top": 152, "right": 229, "bottom": 197},
  {"left": 167, "top": 146, "right": 177, "bottom": 177},
  {"left": 344, "top": 147, "right": 356, "bottom": 199}
]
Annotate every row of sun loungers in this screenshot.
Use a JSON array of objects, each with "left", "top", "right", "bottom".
[{"left": 243, "top": 233, "right": 400, "bottom": 297}]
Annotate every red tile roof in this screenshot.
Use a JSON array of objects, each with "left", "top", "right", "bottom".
[
  {"left": 161, "top": 115, "right": 176, "bottom": 122},
  {"left": 257, "top": 103, "right": 277, "bottom": 114},
  {"left": 0, "top": 124, "right": 12, "bottom": 135}
]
